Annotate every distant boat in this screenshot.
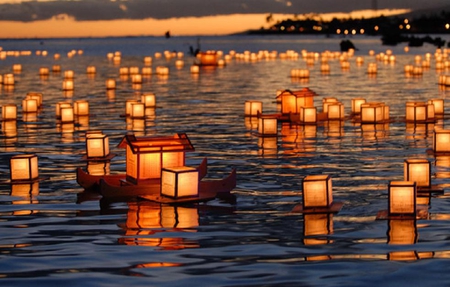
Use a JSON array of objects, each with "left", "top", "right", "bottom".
[{"left": 165, "top": 31, "right": 171, "bottom": 38}]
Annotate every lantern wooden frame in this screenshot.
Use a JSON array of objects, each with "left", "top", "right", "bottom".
[
  {"left": 161, "top": 166, "right": 199, "bottom": 199},
  {"left": 10, "top": 154, "right": 39, "bottom": 182}
]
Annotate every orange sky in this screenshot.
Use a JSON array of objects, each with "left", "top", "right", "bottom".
[{"left": 0, "top": 9, "right": 410, "bottom": 38}]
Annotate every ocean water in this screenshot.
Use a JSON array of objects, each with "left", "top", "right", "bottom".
[{"left": 0, "top": 34, "right": 450, "bottom": 286}]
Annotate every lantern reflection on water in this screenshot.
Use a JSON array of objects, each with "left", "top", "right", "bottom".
[
  {"left": 303, "top": 213, "right": 334, "bottom": 245},
  {"left": 387, "top": 219, "right": 419, "bottom": 261}
]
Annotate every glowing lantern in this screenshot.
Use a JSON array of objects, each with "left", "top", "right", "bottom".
[
  {"left": 86, "top": 66, "right": 96, "bottom": 74},
  {"left": 12, "top": 64, "right": 22, "bottom": 73},
  {"left": 106, "top": 79, "right": 116, "bottom": 90},
  {"left": 52, "top": 65, "right": 61, "bottom": 73},
  {"left": 406, "top": 102, "right": 429, "bottom": 122},
  {"left": 404, "top": 159, "right": 431, "bottom": 188},
  {"left": 131, "top": 74, "right": 142, "bottom": 84},
  {"left": 39, "top": 67, "right": 49, "bottom": 76},
  {"left": 86, "top": 133, "right": 110, "bottom": 159},
  {"left": 141, "top": 93, "right": 156, "bottom": 108},
  {"left": 10, "top": 154, "right": 39, "bottom": 182},
  {"left": 258, "top": 116, "right": 277, "bottom": 136},
  {"left": 156, "top": 66, "right": 169, "bottom": 75},
  {"left": 130, "top": 102, "right": 145, "bottom": 119},
  {"left": 26, "top": 93, "right": 43, "bottom": 107},
  {"left": 55, "top": 102, "right": 71, "bottom": 118},
  {"left": 190, "top": 65, "right": 200, "bottom": 74},
  {"left": 327, "top": 102, "right": 345, "bottom": 120},
  {"left": 161, "top": 166, "right": 199, "bottom": 198},
  {"left": 2, "top": 104, "right": 17, "bottom": 120},
  {"left": 64, "top": 70, "right": 74, "bottom": 79},
  {"left": 144, "top": 56, "right": 152, "bottom": 65},
  {"left": 302, "top": 175, "right": 333, "bottom": 209},
  {"left": 244, "top": 101, "right": 262, "bottom": 117},
  {"left": 3, "top": 74, "right": 14, "bottom": 85},
  {"left": 299, "top": 106, "right": 317, "bottom": 124},
  {"left": 125, "top": 100, "right": 138, "bottom": 116},
  {"left": 22, "top": 98, "right": 38, "bottom": 113},
  {"left": 129, "top": 66, "right": 139, "bottom": 75},
  {"left": 63, "top": 80, "right": 74, "bottom": 91},
  {"left": 433, "top": 129, "right": 450, "bottom": 153},
  {"left": 276, "top": 89, "right": 316, "bottom": 114},
  {"left": 60, "top": 106, "right": 74, "bottom": 123},
  {"left": 322, "top": 97, "right": 338, "bottom": 113},
  {"left": 367, "top": 63, "right": 377, "bottom": 74},
  {"left": 428, "top": 99, "right": 444, "bottom": 114},
  {"left": 175, "top": 60, "right": 184, "bottom": 69},
  {"left": 351, "top": 98, "right": 366, "bottom": 114},
  {"left": 361, "top": 102, "right": 385, "bottom": 123},
  {"left": 74, "top": 100, "right": 89, "bottom": 116},
  {"left": 197, "top": 51, "right": 218, "bottom": 66},
  {"left": 388, "top": 181, "right": 416, "bottom": 216},
  {"left": 142, "top": 67, "right": 152, "bottom": 76},
  {"left": 118, "top": 133, "right": 194, "bottom": 184}
]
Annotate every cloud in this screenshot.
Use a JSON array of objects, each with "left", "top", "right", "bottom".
[{"left": 0, "top": 0, "right": 448, "bottom": 22}]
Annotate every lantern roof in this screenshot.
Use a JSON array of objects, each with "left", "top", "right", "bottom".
[
  {"left": 118, "top": 133, "right": 194, "bottom": 154},
  {"left": 276, "top": 88, "right": 317, "bottom": 99}
]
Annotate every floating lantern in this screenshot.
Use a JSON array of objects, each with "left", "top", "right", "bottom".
[
  {"left": 327, "top": 102, "right": 345, "bottom": 120},
  {"left": 258, "top": 116, "right": 278, "bottom": 136},
  {"left": 244, "top": 101, "right": 262, "bottom": 117},
  {"left": 141, "top": 93, "right": 156, "bottom": 108},
  {"left": 302, "top": 175, "right": 333, "bottom": 210},
  {"left": 142, "top": 67, "right": 152, "bottom": 76},
  {"left": 52, "top": 65, "right": 61, "bottom": 73},
  {"left": 405, "top": 102, "right": 429, "bottom": 122},
  {"left": 60, "top": 105, "right": 74, "bottom": 123},
  {"left": 351, "top": 98, "right": 366, "bottom": 114},
  {"left": 118, "top": 133, "right": 194, "bottom": 183},
  {"left": 125, "top": 100, "right": 138, "bottom": 116},
  {"left": 197, "top": 51, "right": 218, "bottom": 66},
  {"left": 404, "top": 158, "right": 431, "bottom": 188},
  {"left": 74, "top": 100, "right": 89, "bottom": 116},
  {"left": 322, "top": 97, "right": 338, "bottom": 114},
  {"left": 130, "top": 102, "right": 145, "bottom": 119},
  {"left": 290, "top": 69, "right": 310, "bottom": 78},
  {"left": 105, "top": 79, "right": 116, "bottom": 90},
  {"left": 129, "top": 66, "right": 139, "bottom": 75},
  {"left": 276, "top": 88, "right": 316, "bottom": 114},
  {"left": 86, "top": 66, "right": 96, "bottom": 74},
  {"left": 26, "top": 92, "right": 43, "bottom": 107},
  {"left": 55, "top": 102, "right": 71, "bottom": 118},
  {"left": 3, "top": 74, "right": 14, "bottom": 85},
  {"left": 161, "top": 166, "right": 199, "bottom": 199},
  {"left": 428, "top": 99, "right": 444, "bottom": 114},
  {"left": 388, "top": 181, "right": 416, "bottom": 217},
  {"left": 367, "top": 63, "right": 377, "bottom": 74},
  {"left": 22, "top": 98, "right": 38, "bottom": 113},
  {"left": 361, "top": 102, "right": 386, "bottom": 123},
  {"left": 64, "top": 70, "right": 74, "bottom": 79},
  {"left": 12, "top": 64, "right": 22, "bottom": 73},
  {"left": 190, "top": 65, "right": 200, "bottom": 74},
  {"left": 10, "top": 154, "right": 39, "bottom": 182},
  {"left": 63, "top": 79, "right": 74, "bottom": 91},
  {"left": 2, "top": 104, "right": 17, "bottom": 121},
  {"left": 39, "top": 67, "right": 49, "bottom": 76},
  {"left": 433, "top": 129, "right": 450, "bottom": 153},
  {"left": 131, "top": 74, "right": 142, "bottom": 84},
  {"left": 175, "top": 60, "right": 184, "bottom": 69},
  {"left": 86, "top": 133, "right": 110, "bottom": 159},
  {"left": 299, "top": 107, "right": 317, "bottom": 124},
  {"left": 144, "top": 56, "right": 152, "bottom": 65},
  {"left": 156, "top": 66, "right": 169, "bottom": 75}
]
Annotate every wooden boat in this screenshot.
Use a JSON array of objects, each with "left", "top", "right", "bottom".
[
  {"left": 76, "top": 157, "right": 208, "bottom": 191},
  {"left": 99, "top": 168, "right": 236, "bottom": 202}
]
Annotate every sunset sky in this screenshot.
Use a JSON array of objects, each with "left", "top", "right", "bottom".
[{"left": 0, "top": 0, "right": 448, "bottom": 38}]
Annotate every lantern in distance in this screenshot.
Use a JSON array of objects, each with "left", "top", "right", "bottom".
[
  {"left": 302, "top": 175, "right": 333, "bottom": 209},
  {"left": 388, "top": 181, "right": 416, "bottom": 216},
  {"left": 2, "top": 104, "right": 17, "bottom": 121},
  {"left": 404, "top": 158, "right": 431, "bottom": 188},
  {"left": 299, "top": 106, "right": 317, "bottom": 124},
  {"left": 22, "top": 98, "right": 38, "bottom": 113},
  {"left": 26, "top": 93, "right": 43, "bottom": 107},
  {"left": 360, "top": 103, "right": 385, "bottom": 123},
  {"left": 130, "top": 102, "right": 145, "bottom": 119},
  {"left": 131, "top": 74, "right": 142, "bottom": 84},
  {"left": 428, "top": 99, "right": 444, "bottom": 115},
  {"left": 141, "top": 93, "right": 156, "bottom": 108},
  {"left": 322, "top": 97, "right": 338, "bottom": 113},
  {"left": 190, "top": 65, "right": 200, "bottom": 74},
  {"left": 52, "top": 65, "right": 61, "bottom": 73},
  {"left": 244, "top": 100, "right": 262, "bottom": 117},
  {"left": 405, "top": 102, "right": 427, "bottom": 122},
  {"left": 86, "top": 133, "right": 110, "bottom": 159},
  {"left": 106, "top": 79, "right": 116, "bottom": 90},
  {"left": 3, "top": 74, "right": 14, "bottom": 85},
  {"left": 351, "top": 98, "right": 366, "bottom": 114},
  {"left": 39, "top": 67, "right": 49, "bottom": 76},
  {"left": 327, "top": 102, "right": 345, "bottom": 120},
  {"left": 161, "top": 166, "right": 199, "bottom": 199},
  {"left": 433, "top": 129, "right": 450, "bottom": 153},
  {"left": 144, "top": 56, "right": 152, "bottom": 65},
  {"left": 55, "top": 102, "right": 71, "bottom": 118},
  {"left": 258, "top": 116, "right": 278, "bottom": 136},
  {"left": 86, "top": 66, "right": 96, "bottom": 74},
  {"left": 125, "top": 100, "right": 138, "bottom": 116},
  {"left": 129, "top": 66, "right": 139, "bottom": 75},
  {"left": 74, "top": 100, "right": 89, "bottom": 116},
  {"left": 64, "top": 70, "right": 74, "bottom": 79},
  {"left": 12, "top": 64, "right": 22, "bottom": 73},
  {"left": 142, "top": 67, "right": 152, "bottom": 76},
  {"left": 60, "top": 106, "right": 74, "bottom": 123},
  {"left": 10, "top": 154, "right": 39, "bottom": 182},
  {"left": 62, "top": 79, "right": 74, "bottom": 91}
]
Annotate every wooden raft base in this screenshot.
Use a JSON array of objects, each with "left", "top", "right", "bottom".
[
  {"left": 290, "top": 202, "right": 344, "bottom": 214},
  {"left": 139, "top": 191, "right": 217, "bottom": 204},
  {"left": 376, "top": 205, "right": 429, "bottom": 220}
]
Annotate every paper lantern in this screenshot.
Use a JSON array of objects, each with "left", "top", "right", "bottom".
[
  {"left": 125, "top": 100, "right": 138, "bottom": 116},
  {"left": 276, "top": 89, "right": 316, "bottom": 114},
  {"left": 86, "top": 66, "right": 96, "bottom": 74},
  {"left": 327, "top": 102, "right": 345, "bottom": 120},
  {"left": 322, "top": 97, "right": 338, "bottom": 113},
  {"left": 433, "top": 129, "right": 450, "bottom": 153},
  {"left": 130, "top": 102, "right": 145, "bottom": 119},
  {"left": 60, "top": 106, "right": 74, "bottom": 123},
  {"left": 302, "top": 175, "right": 333, "bottom": 209},
  {"left": 388, "top": 181, "right": 416, "bottom": 216},
  {"left": 131, "top": 74, "right": 142, "bottom": 84},
  {"left": 244, "top": 101, "right": 262, "bottom": 117},
  {"left": 190, "top": 65, "right": 200, "bottom": 74},
  {"left": 351, "top": 98, "right": 366, "bottom": 114},
  {"left": 39, "top": 67, "right": 49, "bottom": 76},
  {"left": 74, "top": 100, "right": 89, "bottom": 116},
  {"left": 3, "top": 74, "right": 14, "bottom": 85},
  {"left": 119, "top": 67, "right": 129, "bottom": 75},
  {"left": 105, "top": 79, "right": 116, "bottom": 90},
  {"left": 428, "top": 99, "right": 444, "bottom": 114},
  {"left": 118, "top": 133, "right": 194, "bottom": 183},
  {"left": 64, "top": 70, "right": 74, "bottom": 79},
  {"left": 299, "top": 106, "right": 317, "bottom": 124},
  {"left": 26, "top": 93, "right": 43, "bottom": 107},
  {"left": 2, "top": 104, "right": 17, "bottom": 120},
  {"left": 406, "top": 102, "right": 430, "bottom": 122},
  {"left": 258, "top": 116, "right": 278, "bottom": 136},
  {"left": 55, "top": 102, "right": 71, "bottom": 118},
  {"left": 161, "top": 166, "right": 199, "bottom": 198},
  {"left": 10, "top": 154, "right": 39, "bottom": 182},
  {"left": 142, "top": 67, "right": 152, "bottom": 76},
  {"left": 12, "top": 64, "right": 22, "bottom": 73},
  {"left": 404, "top": 159, "right": 431, "bottom": 188},
  {"left": 197, "top": 51, "right": 218, "bottom": 66},
  {"left": 141, "top": 93, "right": 156, "bottom": 108},
  {"left": 22, "top": 98, "right": 38, "bottom": 113},
  {"left": 129, "top": 66, "right": 139, "bottom": 75},
  {"left": 63, "top": 80, "right": 74, "bottom": 91},
  {"left": 86, "top": 134, "right": 110, "bottom": 158},
  {"left": 144, "top": 56, "right": 152, "bottom": 65},
  {"left": 175, "top": 60, "right": 184, "bottom": 69},
  {"left": 52, "top": 65, "right": 61, "bottom": 73},
  {"left": 360, "top": 102, "right": 385, "bottom": 123}
]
